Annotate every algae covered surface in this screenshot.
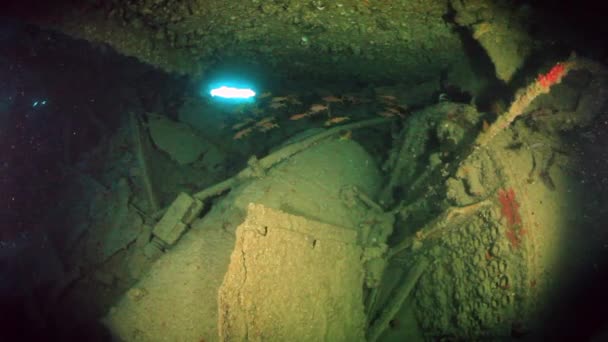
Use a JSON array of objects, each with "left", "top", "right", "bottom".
[
  {"left": 3, "top": 0, "right": 608, "bottom": 341},
  {"left": 21, "top": 0, "right": 467, "bottom": 85}
]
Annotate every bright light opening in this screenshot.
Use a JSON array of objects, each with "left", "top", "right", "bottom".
[{"left": 210, "top": 86, "right": 256, "bottom": 99}]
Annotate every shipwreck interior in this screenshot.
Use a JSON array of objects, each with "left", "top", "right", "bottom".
[{"left": 1, "top": 0, "right": 608, "bottom": 341}]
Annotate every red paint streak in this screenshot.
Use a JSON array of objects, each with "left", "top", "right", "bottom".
[
  {"left": 498, "top": 188, "right": 522, "bottom": 227},
  {"left": 498, "top": 188, "right": 525, "bottom": 249},
  {"left": 505, "top": 227, "right": 522, "bottom": 249}
]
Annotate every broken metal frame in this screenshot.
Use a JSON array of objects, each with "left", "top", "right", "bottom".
[
  {"left": 363, "top": 56, "right": 607, "bottom": 340},
  {"left": 367, "top": 257, "right": 430, "bottom": 342},
  {"left": 144, "top": 117, "right": 394, "bottom": 257}
]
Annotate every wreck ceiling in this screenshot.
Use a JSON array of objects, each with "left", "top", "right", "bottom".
[{"left": 3, "top": 0, "right": 605, "bottom": 87}]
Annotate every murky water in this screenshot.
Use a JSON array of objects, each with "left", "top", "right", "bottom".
[{"left": 2, "top": 2, "right": 608, "bottom": 341}]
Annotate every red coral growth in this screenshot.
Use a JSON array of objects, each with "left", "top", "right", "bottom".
[
  {"left": 536, "top": 62, "right": 566, "bottom": 88},
  {"left": 498, "top": 188, "right": 522, "bottom": 227}
]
